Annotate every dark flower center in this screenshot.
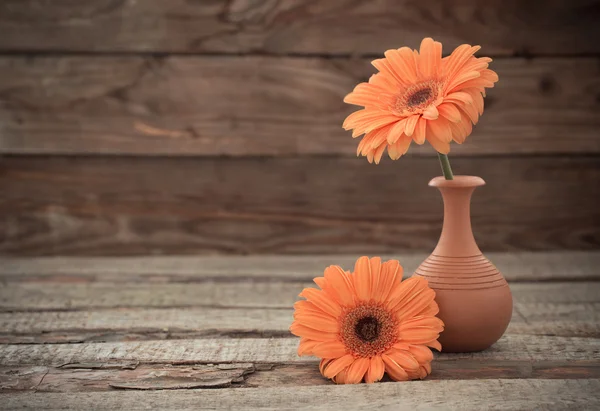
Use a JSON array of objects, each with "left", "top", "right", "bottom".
[
  {"left": 355, "top": 316, "right": 380, "bottom": 342},
  {"left": 407, "top": 88, "right": 432, "bottom": 107}
]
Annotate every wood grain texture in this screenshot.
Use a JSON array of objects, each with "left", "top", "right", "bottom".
[
  {"left": 3, "top": 379, "right": 600, "bottom": 410},
  {"left": 2, "top": 252, "right": 599, "bottom": 281},
  {"left": 1, "top": 335, "right": 598, "bottom": 366},
  {"left": 0, "top": 278, "right": 598, "bottom": 310},
  {"left": 1, "top": 156, "right": 599, "bottom": 256},
  {"left": 0, "top": 56, "right": 599, "bottom": 156},
  {"left": 0, "top": 0, "right": 598, "bottom": 55},
  {"left": 0, "top": 301, "right": 597, "bottom": 344},
  {"left": 2, "top": 361, "right": 599, "bottom": 392}
]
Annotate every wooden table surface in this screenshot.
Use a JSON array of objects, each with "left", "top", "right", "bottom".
[{"left": 1, "top": 252, "right": 599, "bottom": 410}]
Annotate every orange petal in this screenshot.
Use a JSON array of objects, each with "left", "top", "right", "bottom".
[
  {"left": 312, "top": 340, "right": 348, "bottom": 358},
  {"left": 382, "top": 354, "right": 409, "bottom": 381},
  {"left": 425, "top": 339, "right": 442, "bottom": 352},
  {"left": 332, "top": 367, "right": 349, "bottom": 384},
  {"left": 344, "top": 357, "right": 370, "bottom": 384},
  {"left": 418, "top": 37, "right": 439, "bottom": 79},
  {"left": 422, "top": 105, "right": 439, "bottom": 120},
  {"left": 396, "top": 288, "right": 437, "bottom": 323},
  {"left": 372, "top": 142, "right": 387, "bottom": 164},
  {"left": 369, "top": 257, "right": 382, "bottom": 296},
  {"left": 387, "top": 136, "right": 412, "bottom": 160},
  {"left": 320, "top": 358, "right": 334, "bottom": 374},
  {"left": 386, "top": 118, "right": 407, "bottom": 144},
  {"left": 427, "top": 117, "right": 453, "bottom": 143},
  {"left": 386, "top": 276, "right": 422, "bottom": 310},
  {"left": 400, "top": 327, "right": 441, "bottom": 345},
  {"left": 412, "top": 117, "right": 427, "bottom": 144},
  {"left": 437, "top": 103, "right": 462, "bottom": 123},
  {"left": 399, "top": 316, "right": 444, "bottom": 334},
  {"left": 446, "top": 70, "right": 481, "bottom": 94},
  {"left": 353, "top": 256, "right": 372, "bottom": 301},
  {"left": 407, "top": 344, "right": 434, "bottom": 364},
  {"left": 373, "top": 259, "right": 403, "bottom": 302},
  {"left": 323, "top": 265, "right": 355, "bottom": 307},
  {"left": 298, "top": 338, "right": 320, "bottom": 356},
  {"left": 385, "top": 348, "right": 420, "bottom": 372},
  {"left": 404, "top": 114, "right": 420, "bottom": 137},
  {"left": 298, "top": 288, "right": 342, "bottom": 318},
  {"left": 444, "top": 91, "right": 473, "bottom": 106},
  {"left": 290, "top": 323, "right": 339, "bottom": 341},
  {"left": 293, "top": 312, "right": 340, "bottom": 333},
  {"left": 427, "top": 134, "right": 450, "bottom": 154},
  {"left": 460, "top": 101, "right": 480, "bottom": 125},
  {"left": 365, "top": 356, "right": 386, "bottom": 383},
  {"left": 443, "top": 45, "right": 481, "bottom": 86},
  {"left": 385, "top": 47, "right": 418, "bottom": 84},
  {"left": 322, "top": 354, "right": 355, "bottom": 379}
]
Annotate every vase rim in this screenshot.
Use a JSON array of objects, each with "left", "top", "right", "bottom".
[{"left": 429, "top": 175, "right": 486, "bottom": 188}]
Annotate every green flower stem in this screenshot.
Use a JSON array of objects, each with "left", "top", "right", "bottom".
[{"left": 437, "top": 152, "right": 454, "bottom": 180}]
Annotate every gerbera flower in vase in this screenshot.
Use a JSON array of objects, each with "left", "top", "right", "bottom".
[
  {"left": 343, "top": 38, "right": 512, "bottom": 353},
  {"left": 290, "top": 257, "right": 444, "bottom": 384}
]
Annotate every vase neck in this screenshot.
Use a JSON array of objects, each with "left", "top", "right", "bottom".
[{"left": 432, "top": 180, "right": 482, "bottom": 257}]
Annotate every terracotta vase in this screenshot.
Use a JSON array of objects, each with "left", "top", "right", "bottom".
[{"left": 414, "top": 176, "right": 512, "bottom": 352}]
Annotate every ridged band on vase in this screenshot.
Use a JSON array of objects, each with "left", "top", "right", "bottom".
[{"left": 414, "top": 253, "right": 508, "bottom": 291}]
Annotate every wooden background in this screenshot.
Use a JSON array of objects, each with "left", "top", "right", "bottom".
[{"left": 0, "top": 0, "right": 599, "bottom": 256}]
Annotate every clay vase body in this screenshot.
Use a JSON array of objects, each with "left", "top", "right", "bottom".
[{"left": 414, "top": 176, "right": 512, "bottom": 352}]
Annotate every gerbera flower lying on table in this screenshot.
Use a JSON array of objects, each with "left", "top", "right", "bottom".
[
  {"left": 290, "top": 257, "right": 443, "bottom": 384},
  {"left": 343, "top": 37, "right": 498, "bottom": 179}
]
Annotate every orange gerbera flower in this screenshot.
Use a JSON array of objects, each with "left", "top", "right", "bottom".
[
  {"left": 343, "top": 38, "right": 498, "bottom": 163},
  {"left": 290, "top": 256, "right": 444, "bottom": 384}
]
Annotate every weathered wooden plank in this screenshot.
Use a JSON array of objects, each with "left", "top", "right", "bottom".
[
  {"left": 1, "top": 56, "right": 599, "bottom": 156},
  {"left": 2, "top": 252, "right": 599, "bottom": 282},
  {"left": 0, "top": 301, "right": 597, "bottom": 343},
  {"left": 1, "top": 335, "right": 598, "bottom": 366},
  {"left": 2, "top": 379, "right": 600, "bottom": 410},
  {"left": 0, "top": 363, "right": 257, "bottom": 391},
  {"left": 2, "top": 361, "right": 599, "bottom": 392},
  {"left": 1, "top": 156, "right": 599, "bottom": 256},
  {"left": 0, "top": 280, "right": 598, "bottom": 311},
  {"left": 0, "top": 0, "right": 597, "bottom": 55}
]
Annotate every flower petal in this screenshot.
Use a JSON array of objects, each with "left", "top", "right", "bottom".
[
  {"left": 407, "top": 344, "right": 434, "bottom": 364},
  {"left": 437, "top": 103, "right": 462, "bottom": 123},
  {"left": 293, "top": 312, "right": 340, "bottom": 333},
  {"left": 426, "top": 339, "right": 442, "bottom": 352},
  {"left": 353, "top": 256, "right": 372, "bottom": 301},
  {"left": 404, "top": 114, "right": 420, "bottom": 137},
  {"left": 298, "top": 288, "right": 342, "bottom": 318},
  {"left": 382, "top": 354, "right": 409, "bottom": 381},
  {"left": 385, "top": 347, "right": 420, "bottom": 372},
  {"left": 412, "top": 117, "right": 427, "bottom": 144},
  {"left": 298, "top": 338, "right": 320, "bottom": 356},
  {"left": 386, "top": 118, "right": 407, "bottom": 144},
  {"left": 322, "top": 354, "right": 355, "bottom": 379},
  {"left": 345, "top": 357, "right": 370, "bottom": 384},
  {"left": 312, "top": 340, "right": 348, "bottom": 358},
  {"left": 422, "top": 104, "right": 439, "bottom": 120},
  {"left": 365, "top": 356, "right": 386, "bottom": 383},
  {"left": 427, "top": 116, "right": 453, "bottom": 143},
  {"left": 374, "top": 259, "right": 403, "bottom": 303},
  {"left": 427, "top": 134, "right": 450, "bottom": 154},
  {"left": 290, "top": 323, "right": 339, "bottom": 341},
  {"left": 323, "top": 265, "right": 355, "bottom": 307}
]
